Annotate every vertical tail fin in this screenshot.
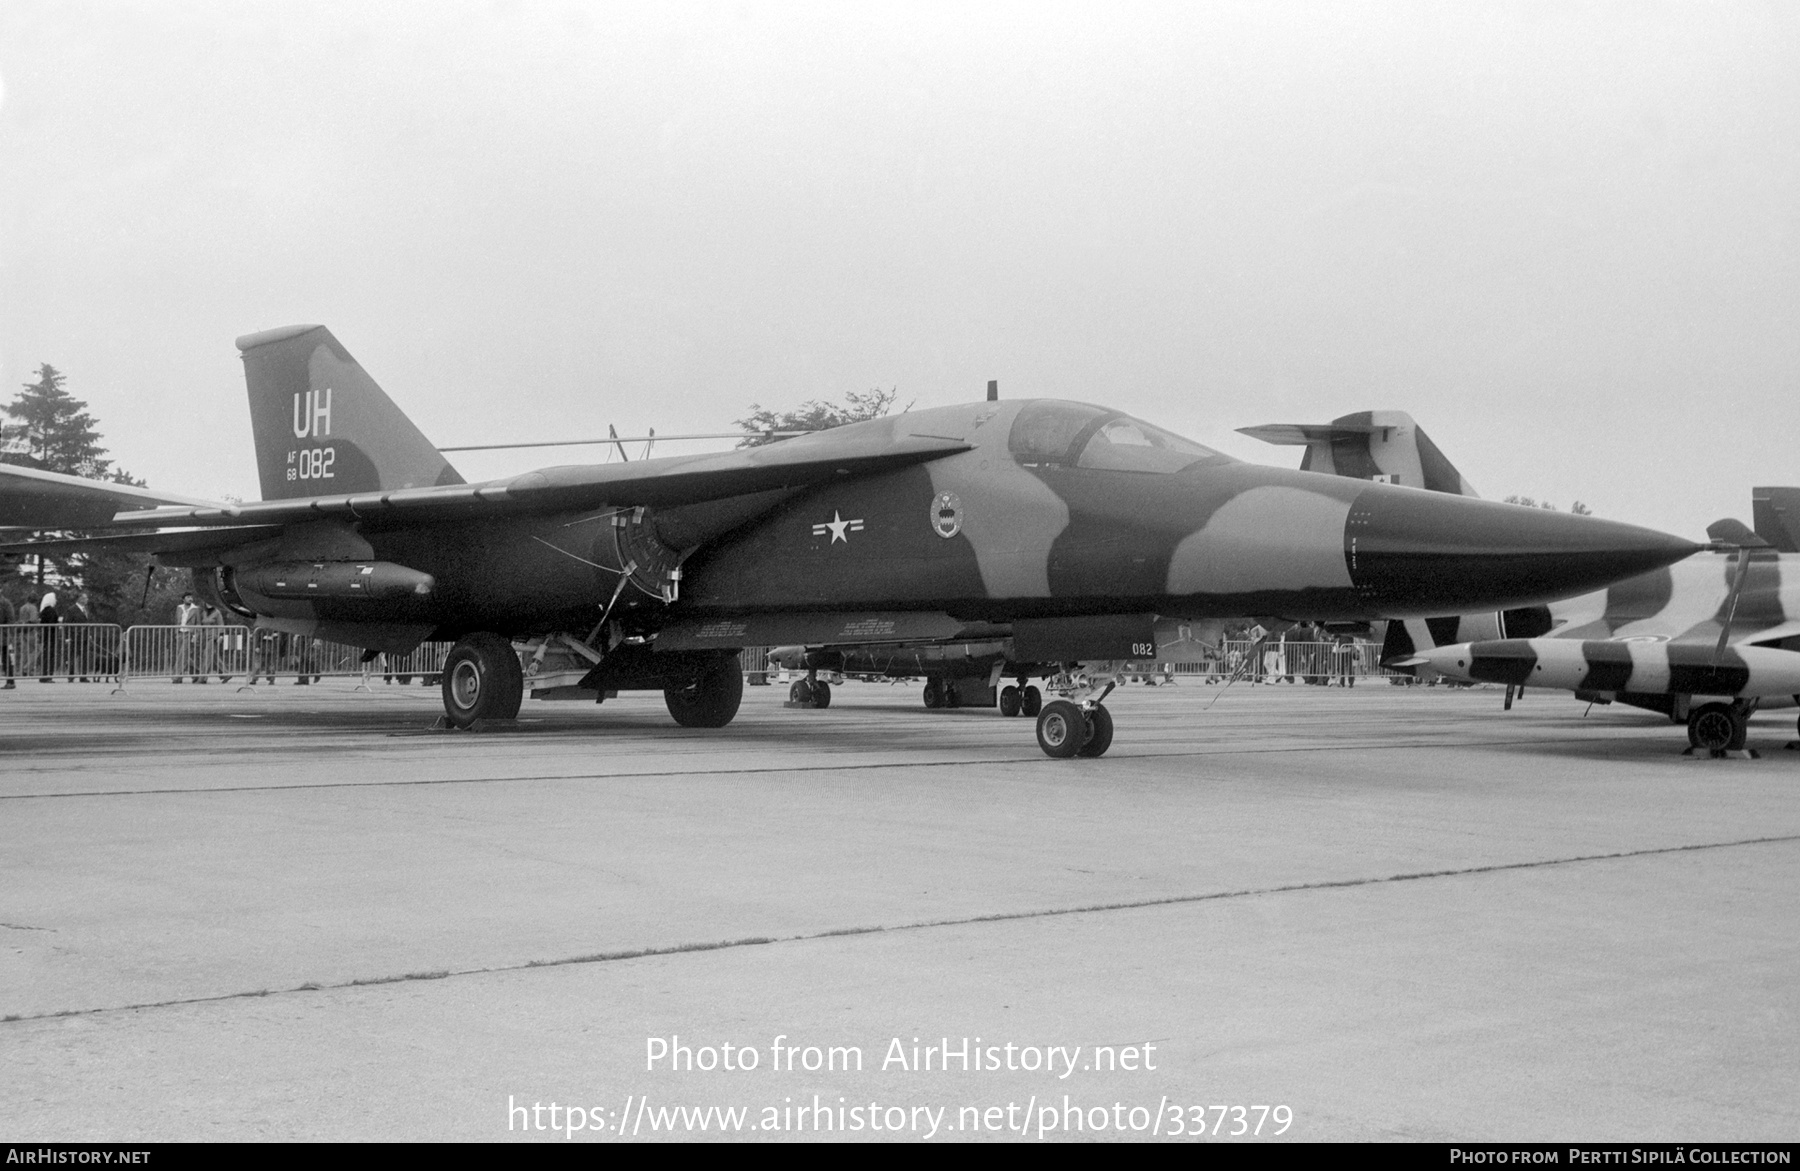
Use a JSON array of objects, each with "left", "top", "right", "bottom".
[
  {"left": 1236, "top": 410, "right": 1478, "bottom": 497},
  {"left": 1752, "top": 487, "right": 1800, "bottom": 553},
  {"left": 235, "top": 324, "right": 464, "bottom": 501}
]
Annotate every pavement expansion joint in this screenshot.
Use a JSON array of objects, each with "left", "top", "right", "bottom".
[
  {"left": 9, "top": 832, "right": 1794, "bottom": 1027},
  {"left": 0, "top": 735, "right": 1686, "bottom": 803}
]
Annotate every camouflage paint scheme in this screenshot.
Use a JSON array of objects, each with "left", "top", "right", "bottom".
[
  {"left": 0, "top": 327, "right": 1701, "bottom": 741},
  {"left": 767, "top": 409, "right": 1485, "bottom": 706}
]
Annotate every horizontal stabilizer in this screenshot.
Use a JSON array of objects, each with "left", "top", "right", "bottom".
[
  {"left": 1234, "top": 422, "right": 1388, "bottom": 445},
  {"left": 1705, "top": 517, "right": 1769, "bottom": 548},
  {"left": 1239, "top": 410, "right": 1477, "bottom": 497}
]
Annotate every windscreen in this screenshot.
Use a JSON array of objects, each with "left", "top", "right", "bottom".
[{"left": 1009, "top": 401, "right": 1226, "bottom": 474}]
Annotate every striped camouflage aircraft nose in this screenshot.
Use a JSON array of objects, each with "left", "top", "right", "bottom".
[
  {"left": 1344, "top": 486, "right": 1703, "bottom": 614},
  {"left": 1416, "top": 638, "right": 1800, "bottom": 697}
]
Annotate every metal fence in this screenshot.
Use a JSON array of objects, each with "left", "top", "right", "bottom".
[
  {"left": 115, "top": 626, "right": 450, "bottom": 688},
  {"left": 1164, "top": 639, "right": 1391, "bottom": 683},
  {"left": 0, "top": 629, "right": 1403, "bottom": 692},
  {"left": 0, "top": 623, "right": 124, "bottom": 683}
]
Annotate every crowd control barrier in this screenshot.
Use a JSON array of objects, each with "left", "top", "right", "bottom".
[
  {"left": 0, "top": 623, "right": 124, "bottom": 684},
  {"left": 115, "top": 626, "right": 451, "bottom": 689},
  {"left": 1, "top": 627, "right": 1407, "bottom": 693},
  {"left": 1165, "top": 639, "right": 1392, "bottom": 683}
]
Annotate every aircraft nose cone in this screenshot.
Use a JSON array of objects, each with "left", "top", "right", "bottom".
[
  {"left": 1416, "top": 640, "right": 1532, "bottom": 685},
  {"left": 1345, "top": 487, "right": 1700, "bottom": 615}
]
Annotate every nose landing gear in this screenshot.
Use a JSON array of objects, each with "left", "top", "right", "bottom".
[{"left": 1032, "top": 663, "right": 1119, "bottom": 758}]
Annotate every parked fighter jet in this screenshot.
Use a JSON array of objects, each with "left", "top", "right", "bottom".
[
  {"left": 1, "top": 325, "right": 1699, "bottom": 756},
  {"left": 1239, "top": 414, "right": 1800, "bottom": 755}
]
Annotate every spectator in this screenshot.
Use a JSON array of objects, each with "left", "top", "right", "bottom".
[
  {"left": 1264, "top": 626, "right": 1290, "bottom": 685},
  {"left": 252, "top": 627, "right": 280, "bottom": 684},
  {"left": 62, "top": 591, "right": 92, "bottom": 682},
  {"left": 38, "top": 590, "right": 59, "bottom": 683},
  {"left": 174, "top": 592, "right": 201, "bottom": 683},
  {"left": 1334, "top": 634, "right": 1358, "bottom": 688},
  {"left": 1245, "top": 622, "right": 1268, "bottom": 683},
  {"left": 201, "top": 602, "right": 230, "bottom": 683},
  {"left": 16, "top": 595, "right": 39, "bottom": 680},
  {"left": 0, "top": 589, "right": 14, "bottom": 688}
]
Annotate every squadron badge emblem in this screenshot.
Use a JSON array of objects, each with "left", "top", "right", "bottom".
[{"left": 931, "top": 492, "right": 963, "bottom": 539}]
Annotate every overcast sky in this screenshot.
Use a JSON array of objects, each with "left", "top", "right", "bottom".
[{"left": 2, "top": 1, "right": 1796, "bottom": 537}]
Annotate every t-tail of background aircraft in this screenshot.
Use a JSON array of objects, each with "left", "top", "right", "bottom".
[{"left": 1235, "top": 411, "right": 1479, "bottom": 497}]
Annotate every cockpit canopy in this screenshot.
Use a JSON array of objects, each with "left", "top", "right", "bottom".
[{"left": 1007, "top": 401, "right": 1229, "bottom": 475}]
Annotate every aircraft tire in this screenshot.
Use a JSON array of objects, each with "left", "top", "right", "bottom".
[
  {"left": 666, "top": 653, "right": 744, "bottom": 728},
  {"left": 1036, "top": 700, "right": 1086, "bottom": 758},
  {"left": 1077, "top": 704, "right": 1114, "bottom": 758},
  {"left": 442, "top": 633, "right": 524, "bottom": 729},
  {"left": 923, "top": 679, "right": 943, "bottom": 709},
  {"left": 1020, "top": 686, "right": 1042, "bottom": 717},
  {"left": 789, "top": 679, "right": 814, "bottom": 705},
  {"left": 813, "top": 681, "right": 832, "bottom": 709},
  {"left": 999, "top": 685, "right": 1020, "bottom": 718},
  {"left": 1688, "top": 702, "right": 1745, "bottom": 753}
]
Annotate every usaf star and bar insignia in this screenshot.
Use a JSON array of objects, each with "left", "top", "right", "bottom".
[{"left": 811, "top": 510, "right": 865, "bottom": 543}]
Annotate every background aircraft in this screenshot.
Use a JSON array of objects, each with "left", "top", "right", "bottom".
[
  {"left": 1402, "top": 507, "right": 1800, "bottom": 754},
  {"left": 1, "top": 325, "right": 1699, "bottom": 757},
  {"left": 1238, "top": 414, "right": 1800, "bottom": 755}
]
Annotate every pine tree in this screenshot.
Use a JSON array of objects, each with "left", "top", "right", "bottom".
[
  {"left": 2, "top": 364, "right": 112, "bottom": 478},
  {"left": 0, "top": 364, "right": 152, "bottom": 601}
]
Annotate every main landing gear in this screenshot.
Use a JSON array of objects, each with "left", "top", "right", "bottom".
[
  {"left": 1031, "top": 663, "right": 1120, "bottom": 759},
  {"left": 665, "top": 653, "right": 745, "bottom": 727},
  {"left": 998, "top": 681, "right": 1041, "bottom": 719},
  {"left": 441, "top": 634, "right": 744, "bottom": 731},
  {"left": 442, "top": 632, "right": 525, "bottom": 728},
  {"left": 789, "top": 674, "right": 832, "bottom": 709},
  {"left": 1685, "top": 700, "right": 1757, "bottom": 758}
]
